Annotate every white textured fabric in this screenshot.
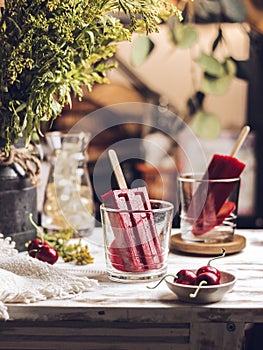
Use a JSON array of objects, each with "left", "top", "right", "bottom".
[{"left": 0, "top": 234, "right": 99, "bottom": 320}]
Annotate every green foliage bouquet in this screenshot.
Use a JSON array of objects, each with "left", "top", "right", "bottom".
[{"left": 0, "top": 0, "right": 179, "bottom": 155}]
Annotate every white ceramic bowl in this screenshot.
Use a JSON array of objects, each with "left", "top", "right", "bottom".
[{"left": 165, "top": 270, "right": 236, "bottom": 304}]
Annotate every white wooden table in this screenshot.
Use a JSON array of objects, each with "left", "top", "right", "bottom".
[{"left": 1, "top": 229, "right": 263, "bottom": 350}]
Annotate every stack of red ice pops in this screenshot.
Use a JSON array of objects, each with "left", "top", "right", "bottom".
[
  {"left": 187, "top": 125, "right": 250, "bottom": 236},
  {"left": 101, "top": 150, "right": 163, "bottom": 272}
]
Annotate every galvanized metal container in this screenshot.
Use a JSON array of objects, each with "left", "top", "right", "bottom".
[{"left": 0, "top": 164, "right": 37, "bottom": 251}]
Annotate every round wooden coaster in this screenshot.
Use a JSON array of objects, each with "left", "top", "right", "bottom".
[{"left": 169, "top": 233, "right": 246, "bottom": 256}]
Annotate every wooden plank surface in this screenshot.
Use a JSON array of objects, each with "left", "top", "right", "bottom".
[
  {"left": 1, "top": 229, "right": 263, "bottom": 349},
  {"left": 0, "top": 320, "right": 190, "bottom": 350},
  {"left": 190, "top": 322, "right": 245, "bottom": 350},
  {"left": 5, "top": 229, "right": 263, "bottom": 322}
]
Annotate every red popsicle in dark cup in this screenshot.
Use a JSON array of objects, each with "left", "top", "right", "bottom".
[{"left": 186, "top": 126, "right": 249, "bottom": 236}]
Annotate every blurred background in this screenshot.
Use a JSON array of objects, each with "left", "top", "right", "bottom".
[{"left": 46, "top": 0, "right": 263, "bottom": 229}]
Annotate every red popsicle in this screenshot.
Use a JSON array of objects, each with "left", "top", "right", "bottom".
[
  {"left": 101, "top": 150, "right": 163, "bottom": 272},
  {"left": 109, "top": 240, "right": 126, "bottom": 272},
  {"left": 186, "top": 126, "right": 249, "bottom": 236}
]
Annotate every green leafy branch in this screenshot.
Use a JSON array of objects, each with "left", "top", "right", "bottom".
[
  {"left": 129, "top": 1, "right": 241, "bottom": 140},
  {"left": 0, "top": 0, "right": 179, "bottom": 155},
  {"left": 187, "top": 25, "right": 237, "bottom": 139}
]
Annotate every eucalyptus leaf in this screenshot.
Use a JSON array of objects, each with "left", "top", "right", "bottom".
[
  {"left": 223, "top": 58, "right": 237, "bottom": 77},
  {"left": 171, "top": 23, "right": 198, "bottom": 48},
  {"left": 131, "top": 35, "right": 154, "bottom": 67},
  {"left": 198, "top": 52, "right": 225, "bottom": 77},
  {"left": 191, "top": 110, "right": 221, "bottom": 139},
  {"left": 200, "top": 74, "right": 232, "bottom": 95}
]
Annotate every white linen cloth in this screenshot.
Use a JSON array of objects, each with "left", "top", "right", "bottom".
[{"left": 0, "top": 234, "right": 99, "bottom": 320}]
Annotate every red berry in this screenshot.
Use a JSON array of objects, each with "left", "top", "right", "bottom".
[
  {"left": 27, "top": 238, "right": 43, "bottom": 257},
  {"left": 35, "top": 245, "right": 59, "bottom": 265},
  {"left": 27, "top": 238, "right": 50, "bottom": 257},
  {"left": 195, "top": 271, "right": 220, "bottom": 285},
  {"left": 175, "top": 269, "right": 197, "bottom": 285},
  {"left": 196, "top": 265, "right": 220, "bottom": 279}
]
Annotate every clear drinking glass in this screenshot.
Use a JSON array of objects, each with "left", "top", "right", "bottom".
[
  {"left": 100, "top": 199, "right": 174, "bottom": 282},
  {"left": 178, "top": 174, "right": 241, "bottom": 244}
]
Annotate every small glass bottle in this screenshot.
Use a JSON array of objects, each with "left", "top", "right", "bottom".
[{"left": 42, "top": 131, "right": 95, "bottom": 237}]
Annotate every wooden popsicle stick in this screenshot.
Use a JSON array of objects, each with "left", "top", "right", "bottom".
[
  {"left": 230, "top": 125, "right": 250, "bottom": 157},
  {"left": 108, "top": 149, "right": 128, "bottom": 189}
]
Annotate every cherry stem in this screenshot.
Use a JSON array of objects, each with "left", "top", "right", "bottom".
[
  {"left": 207, "top": 247, "right": 226, "bottom": 266},
  {"left": 146, "top": 274, "right": 178, "bottom": 289},
  {"left": 189, "top": 280, "right": 207, "bottom": 299},
  {"left": 28, "top": 248, "right": 38, "bottom": 254},
  {"left": 29, "top": 213, "right": 44, "bottom": 242}
]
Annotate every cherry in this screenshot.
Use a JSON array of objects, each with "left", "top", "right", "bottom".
[
  {"left": 195, "top": 248, "right": 226, "bottom": 283},
  {"left": 175, "top": 269, "right": 197, "bottom": 285},
  {"left": 27, "top": 238, "right": 50, "bottom": 258},
  {"left": 189, "top": 271, "right": 220, "bottom": 299},
  {"left": 195, "top": 271, "right": 220, "bottom": 286},
  {"left": 35, "top": 245, "right": 59, "bottom": 265},
  {"left": 28, "top": 213, "right": 58, "bottom": 264},
  {"left": 147, "top": 248, "right": 226, "bottom": 294},
  {"left": 147, "top": 270, "right": 197, "bottom": 290},
  {"left": 27, "top": 238, "right": 43, "bottom": 257},
  {"left": 196, "top": 265, "right": 220, "bottom": 280}
]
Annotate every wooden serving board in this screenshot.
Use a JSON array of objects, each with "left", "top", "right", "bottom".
[{"left": 170, "top": 233, "right": 246, "bottom": 256}]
